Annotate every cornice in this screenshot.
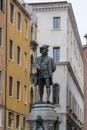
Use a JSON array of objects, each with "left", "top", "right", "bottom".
[
  {"left": 13, "top": 0, "right": 31, "bottom": 19},
  {"left": 56, "top": 62, "right": 84, "bottom": 99},
  {"left": 31, "top": 3, "right": 69, "bottom": 12}
]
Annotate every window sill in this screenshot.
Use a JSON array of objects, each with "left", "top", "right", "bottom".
[
  {"left": 24, "top": 102, "right": 27, "bottom": 105},
  {"left": 0, "top": 91, "right": 2, "bottom": 94},
  {"left": 17, "top": 29, "right": 22, "bottom": 33},
  {"left": 8, "top": 127, "right": 14, "bottom": 130},
  {"left": 17, "top": 64, "right": 21, "bottom": 67},
  {"left": 9, "top": 21, "right": 14, "bottom": 25},
  {"left": 9, "top": 58, "right": 14, "bottom": 62},
  {"left": 24, "top": 36, "right": 28, "bottom": 40},
  {"left": 17, "top": 99, "right": 21, "bottom": 102},
  {"left": 0, "top": 11, "right": 4, "bottom": 13},
  {"left": 24, "top": 68, "right": 28, "bottom": 72},
  {"left": 9, "top": 96, "right": 13, "bottom": 98},
  {"left": 51, "top": 28, "right": 62, "bottom": 31},
  {"left": 0, "top": 45, "right": 3, "bottom": 48}
]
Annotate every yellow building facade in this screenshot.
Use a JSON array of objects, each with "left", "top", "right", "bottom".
[{"left": 0, "top": 0, "right": 37, "bottom": 129}]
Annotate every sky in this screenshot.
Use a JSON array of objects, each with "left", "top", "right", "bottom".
[{"left": 24, "top": 0, "right": 87, "bottom": 45}]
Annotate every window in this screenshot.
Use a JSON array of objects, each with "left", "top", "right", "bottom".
[
  {"left": 30, "top": 87, "right": 33, "bottom": 112},
  {"left": 0, "top": 71, "right": 2, "bottom": 91},
  {"left": 8, "top": 112, "right": 14, "bottom": 127},
  {"left": 18, "top": 12, "right": 21, "bottom": 31},
  {"left": 25, "top": 19, "right": 28, "bottom": 38},
  {"left": 0, "top": 27, "right": 2, "bottom": 47},
  {"left": 10, "top": 3, "right": 14, "bottom": 23},
  {"left": 9, "top": 40, "right": 13, "bottom": 60},
  {"left": 24, "top": 52, "right": 28, "bottom": 70},
  {"left": 53, "top": 17, "right": 61, "bottom": 29},
  {"left": 17, "top": 81, "right": 20, "bottom": 100},
  {"left": 9, "top": 76, "right": 13, "bottom": 96},
  {"left": 23, "top": 117, "right": 26, "bottom": 130},
  {"left": 0, "top": 109, "right": 2, "bottom": 127},
  {"left": 24, "top": 86, "right": 27, "bottom": 104},
  {"left": 53, "top": 84, "right": 60, "bottom": 104},
  {"left": 0, "top": 0, "right": 4, "bottom": 12},
  {"left": 17, "top": 46, "right": 21, "bottom": 65},
  {"left": 31, "top": 23, "right": 34, "bottom": 39},
  {"left": 53, "top": 47, "right": 60, "bottom": 63},
  {"left": 16, "top": 115, "right": 20, "bottom": 129},
  {"left": 31, "top": 54, "right": 33, "bottom": 72}
]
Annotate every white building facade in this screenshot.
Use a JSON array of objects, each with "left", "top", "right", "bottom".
[{"left": 30, "top": 2, "right": 84, "bottom": 130}]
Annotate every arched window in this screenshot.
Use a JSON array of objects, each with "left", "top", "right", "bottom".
[{"left": 53, "top": 84, "right": 60, "bottom": 104}]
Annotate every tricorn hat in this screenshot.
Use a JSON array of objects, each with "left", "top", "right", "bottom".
[{"left": 40, "top": 45, "right": 49, "bottom": 50}]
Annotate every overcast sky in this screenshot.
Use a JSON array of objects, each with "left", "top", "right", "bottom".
[{"left": 24, "top": 0, "right": 87, "bottom": 45}]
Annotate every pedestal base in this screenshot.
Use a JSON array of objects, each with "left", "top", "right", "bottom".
[{"left": 26, "top": 103, "right": 58, "bottom": 130}]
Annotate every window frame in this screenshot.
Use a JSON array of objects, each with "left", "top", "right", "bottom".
[
  {"left": 17, "top": 81, "right": 21, "bottom": 101},
  {"left": 0, "top": 27, "right": 3, "bottom": 47},
  {"left": 8, "top": 112, "right": 14, "bottom": 128},
  {"left": 53, "top": 17, "right": 61, "bottom": 29},
  {"left": 0, "top": 109, "right": 2, "bottom": 127},
  {"left": 23, "top": 117, "right": 26, "bottom": 130},
  {"left": 25, "top": 19, "right": 28, "bottom": 39},
  {"left": 24, "top": 85, "right": 27, "bottom": 104},
  {"left": 10, "top": 2, "right": 14, "bottom": 24},
  {"left": 16, "top": 115, "right": 20, "bottom": 130},
  {"left": 0, "top": 70, "right": 2, "bottom": 92},
  {"left": 53, "top": 47, "right": 60, "bottom": 63},
  {"left": 17, "top": 46, "right": 21, "bottom": 66},
  {"left": 0, "top": 0, "right": 4, "bottom": 12},
  {"left": 9, "top": 39, "right": 14, "bottom": 60},
  {"left": 9, "top": 76, "right": 13, "bottom": 97},
  {"left": 24, "top": 52, "right": 28, "bottom": 70},
  {"left": 17, "top": 11, "right": 21, "bottom": 31}
]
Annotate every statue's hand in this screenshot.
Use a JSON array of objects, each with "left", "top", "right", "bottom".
[{"left": 33, "top": 63, "right": 41, "bottom": 70}]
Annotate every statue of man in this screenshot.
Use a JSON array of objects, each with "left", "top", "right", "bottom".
[{"left": 33, "top": 45, "right": 56, "bottom": 102}]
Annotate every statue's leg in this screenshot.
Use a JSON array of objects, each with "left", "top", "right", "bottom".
[
  {"left": 40, "top": 85, "right": 44, "bottom": 102},
  {"left": 45, "top": 78, "right": 51, "bottom": 102},
  {"left": 39, "top": 80, "right": 44, "bottom": 102}
]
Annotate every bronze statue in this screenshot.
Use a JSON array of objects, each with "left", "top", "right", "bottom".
[{"left": 33, "top": 45, "right": 56, "bottom": 102}]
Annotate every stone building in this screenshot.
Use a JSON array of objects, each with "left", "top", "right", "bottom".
[
  {"left": 83, "top": 35, "right": 87, "bottom": 130},
  {"left": 29, "top": 1, "right": 84, "bottom": 130}
]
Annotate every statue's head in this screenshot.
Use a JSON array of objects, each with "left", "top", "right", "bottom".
[{"left": 40, "top": 45, "right": 49, "bottom": 55}]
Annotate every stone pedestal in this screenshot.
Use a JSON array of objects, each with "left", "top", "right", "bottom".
[{"left": 26, "top": 103, "right": 58, "bottom": 130}]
